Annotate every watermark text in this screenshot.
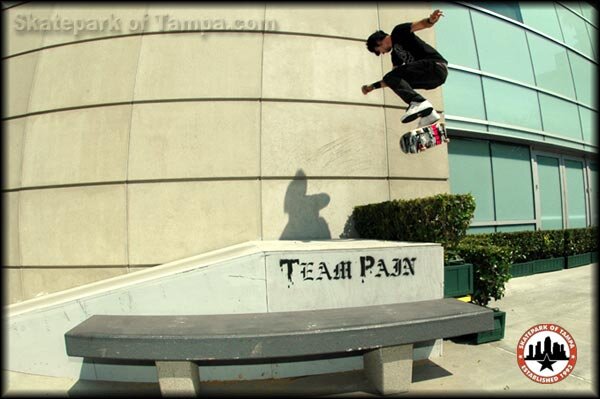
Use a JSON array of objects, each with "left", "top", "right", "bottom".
[{"left": 13, "top": 14, "right": 278, "bottom": 36}]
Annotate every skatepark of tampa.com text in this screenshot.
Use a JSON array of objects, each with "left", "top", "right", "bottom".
[{"left": 13, "top": 13, "right": 279, "bottom": 36}]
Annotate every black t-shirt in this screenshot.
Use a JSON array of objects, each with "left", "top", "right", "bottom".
[{"left": 390, "top": 23, "right": 447, "bottom": 66}]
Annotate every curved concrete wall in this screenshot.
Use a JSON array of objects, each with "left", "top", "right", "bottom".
[{"left": 4, "top": 3, "right": 448, "bottom": 304}]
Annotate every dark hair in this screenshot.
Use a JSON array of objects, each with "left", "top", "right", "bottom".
[{"left": 366, "top": 30, "right": 388, "bottom": 55}]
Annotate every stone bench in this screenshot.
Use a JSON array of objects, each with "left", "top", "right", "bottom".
[{"left": 64, "top": 298, "right": 493, "bottom": 396}]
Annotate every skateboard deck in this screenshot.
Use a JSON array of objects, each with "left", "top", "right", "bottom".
[{"left": 400, "top": 122, "right": 448, "bottom": 154}]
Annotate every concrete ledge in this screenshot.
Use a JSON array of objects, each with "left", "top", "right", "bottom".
[
  {"left": 64, "top": 299, "right": 492, "bottom": 360},
  {"left": 8, "top": 240, "right": 445, "bottom": 382},
  {"left": 7, "top": 240, "right": 437, "bottom": 317}
]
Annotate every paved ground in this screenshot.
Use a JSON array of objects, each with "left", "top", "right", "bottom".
[{"left": 3, "top": 264, "right": 597, "bottom": 397}]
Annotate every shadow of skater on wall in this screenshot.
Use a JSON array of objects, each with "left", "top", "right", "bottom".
[{"left": 280, "top": 169, "right": 331, "bottom": 240}]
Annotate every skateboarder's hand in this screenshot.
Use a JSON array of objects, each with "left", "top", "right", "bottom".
[
  {"left": 429, "top": 9, "right": 443, "bottom": 24},
  {"left": 361, "top": 85, "right": 373, "bottom": 95}
]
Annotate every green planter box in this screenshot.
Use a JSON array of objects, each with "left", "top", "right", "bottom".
[
  {"left": 475, "top": 309, "right": 506, "bottom": 344},
  {"left": 510, "top": 257, "right": 564, "bottom": 278},
  {"left": 592, "top": 252, "right": 598, "bottom": 263},
  {"left": 566, "top": 252, "right": 593, "bottom": 268},
  {"left": 444, "top": 263, "right": 473, "bottom": 298},
  {"left": 532, "top": 257, "right": 565, "bottom": 274},
  {"left": 510, "top": 261, "right": 534, "bottom": 278}
]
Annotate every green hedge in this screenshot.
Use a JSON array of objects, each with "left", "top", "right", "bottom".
[
  {"left": 352, "top": 193, "right": 475, "bottom": 257},
  {"left": 564, "top": 227, "right": 598, "bottom": 256},
  {"left": 460, "top": 230, "right": 562, "bottom": 263},
  {"left": 455, "top": 243, "right": 512, "bottom": 306},
  {"left": 460, "top": 227, "right": 597, "bottom": 264},
  {"left": 456, "top": 227, "right": 597, "bottom": 305}
]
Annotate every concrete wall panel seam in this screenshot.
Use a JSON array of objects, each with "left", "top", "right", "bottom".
[{"left": 125, "top": 4, "right": 150, "bottom": 271}]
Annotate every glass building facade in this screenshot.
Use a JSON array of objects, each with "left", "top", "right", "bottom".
[{"left": 434, "top": 1, "right": 597, "bottom": 233}]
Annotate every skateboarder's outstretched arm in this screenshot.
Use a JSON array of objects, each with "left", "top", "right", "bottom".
[{"left": 411, "top": 9, "right": 443, "bottom": 32}]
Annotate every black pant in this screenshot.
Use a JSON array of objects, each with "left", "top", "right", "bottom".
[{"left": 383, "top": 59, "right": 448, "bottom": 104}]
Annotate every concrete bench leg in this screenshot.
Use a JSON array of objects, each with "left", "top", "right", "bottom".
[
  {"left": 155, "top": 361, "right": 201, "bottom": 396},
  {"left": 363, "top": 344, "right": 413, "bottom": 395}
]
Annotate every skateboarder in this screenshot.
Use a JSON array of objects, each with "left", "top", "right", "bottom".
[{"left": 362, "top": 9, "right": 448, "bottom": 128}]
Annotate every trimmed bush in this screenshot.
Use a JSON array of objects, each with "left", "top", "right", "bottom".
[
  {"left": 455, "top": 243, "right": 512, "bottom": 306},
  {"left": 461, "top": 230, "right": 565, "bottom": 263},
  {"left": 352, "top": 193, "right": 476, "bottom": 258},
  {"left": 461, "top": 227, "right": 597, "bottom": 263},
  {"left": 564, "top": 227, "right": 597, "bottom": 256}
]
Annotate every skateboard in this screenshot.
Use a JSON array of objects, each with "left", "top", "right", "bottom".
[{"left": 400, "top": 122, "right": 449, "bottom": 154}]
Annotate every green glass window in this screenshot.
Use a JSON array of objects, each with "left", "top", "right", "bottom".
[
  {"left": 579, "top": 1, "right": 598, "bottom": 22},
  {"left": 578, "top": 107, "right": 598, "bottom": 146},
  {"left": 538, "top": 93, "right": 583, "bottom": 140},
  {"left": 448, "top": 138, "right": 495, "bottom": 223},
  {"left": 536, "top": 155, "right": 564, "bottom": 230},
  {"left": 470, "top": 1, "right": 523, "bottom": 22},
  {"left": 555, "top": 3, "right": 595, "bottom": 59},
  {"left": 586, "top": 24, "right": 597, "bottom": 60},
  {"left": 467, "top": 226, "right": 496, "bottom": 235},
  {"left": 482, "top": 77, "right": 542, "bottom": 131},
  {"left": 432, "top": 2, "right": 479, "bottom": 69},
  {"left": 526, "top": 32, "right": 576, "bottom": 98},
  {"left": 471, "top": 11, "right": 535, "bottom": 84},
  {"left": 490, "top": 143, "right": 535, "bottom": 221},
  {"left": 442, "top": 69, "right": 487, "bottom": 121},
  {"left": 568, "top": 51, "right": 596, "bottom": 107},
  {"left": 450, "top": 139, "right": 535, "bottom": 232},
  {"left": 564, "top": 159, "right": 587, "bottom": 228},
  {"left": 520, "top": 3, "right": 564, "bottom": 42},
  {"left": 497, "top": 224, "right": 536, "bottom": 232}
]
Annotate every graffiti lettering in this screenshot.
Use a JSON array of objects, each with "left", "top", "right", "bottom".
[{"left": 280, "top": 256, "right": 416, "bottom": 287}]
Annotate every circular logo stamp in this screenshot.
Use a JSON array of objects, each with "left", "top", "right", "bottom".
[{"left": 517, "top": 323, "right": 577, "bottom": 384}]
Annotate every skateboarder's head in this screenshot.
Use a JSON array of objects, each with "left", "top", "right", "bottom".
[{"left": 366, "top": 30, "right": 392, "bottom": 55}]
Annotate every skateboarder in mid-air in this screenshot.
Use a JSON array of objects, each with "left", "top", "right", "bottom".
[{"left": 362, "top": 9, "right": 447, "bottom": 128}]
